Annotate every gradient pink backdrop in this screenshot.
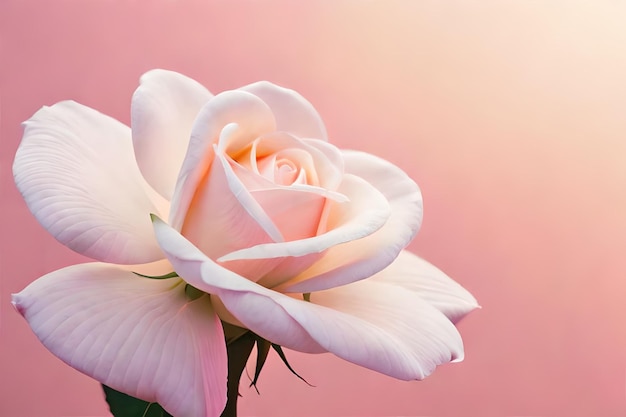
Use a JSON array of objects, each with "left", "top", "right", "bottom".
[{"left": 2, "top": 1, "right": 625, "bottom": 416}]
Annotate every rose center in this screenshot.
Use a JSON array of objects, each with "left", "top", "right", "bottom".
[
  {"left": 254, "top": 148, "right": 311, "bottom": 186},
  {"left": 274, "top": 158, "right": 300, "bottom": 185}
]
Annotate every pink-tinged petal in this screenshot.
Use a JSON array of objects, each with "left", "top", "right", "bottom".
[
  {"left": 181, "top": 147, "right": 284, "bottom": 281},
  {"left": 12, "top": 263, "right": 227, "bottom": 417},
  {"left": 370, "top": 251, "right": 479, "bottom": 323},
  {"left": 152, "top": 218, "right": 463, "bottom": 380},
  {"left": 182, "top": 148, "right": 282, "bottom": 254},
  {"left": 229, "top": 156, "right": 348, "bottom": 202},
  {"left": 13, "top": 101, "right": 168, "bottom": 264},
  {"left": 217, "top": 173, "right": 390, "bottom": 262},
  {"left": 249, "top": 133, "right": 343, "bottom": 190},
  {"left": 132, "top": 69, "right": 212, "bottom": 199},
  {"left": 215, "top": 147, "right": 284, "bottom": 242},
  {"left": 231, "top": 134, "right": 347, "bottom": 202},
  {"left": 256, "top": 148, "right": 313, "bottom": 185},
  {"left": 204, "top": 162, "right": 342, "bottom": 288},
  {"left": 255, "top": 252, "right": 323, "bottom": 289},
  {"left": 170, "top": 91, "right": 276, "bottom": 230},
  {"left": 152, "top": 217, "right": 324, "bottom": 353},
  {"left": 302, "top": 138, "right": 345, "bottom": 190},
  {"left": 311, "top": 278, "right": 465, "bottom": 378},
  {"left": 283, "top": 151, "right": 423, "bottom": 293},
  {"left": 240, "top": 81, "right": 327, "bottom": 140},
  {"left": 251, "top": 187, "right": 325, "bottom": 241}
]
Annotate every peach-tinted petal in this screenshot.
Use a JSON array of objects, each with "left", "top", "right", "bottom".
[
  {"left": 208, "top": 156, "right": 330, "bottom": 286},
  {"left": 240, "top": 81, "right": 327, "bottom": 140},
  {"left": 302, "top": 138, "right": 344, "bottom": 190},
  {"left": 131, "top": 69, "right": 212, "bottom": 199},
  {"left": 182, "top": 148, "right": 282, "bottom": 258},
  {"left": 370, "top": 251, "right": 479, "bottom": 323},
  {"left": 243, "top": 133, "right": 343, "bottom": 190},
  {"left": 217, "top": 174, "right": 390, "bottom": 262},
  {"left": 152, "top": 218, "right": 463, "bottom": 380},
  {"left": 13, "top": 101, "right": 167, "bottom": 264},
  {"left": 231, "top": 135, "right": 347, "bottom": 203},
  {"left": 182, "top": 146, "right": 290, "bottom": 281},
  {"left": 12, "top": 263, "right": 227, "bottom": 417},
  {"left": 251, "top": 187, "right": 325, "bottom": 242},
  {"left": 229, "top": 156, "right": 347, "bottom": 202},
  {"left": 283, "top": 151, "right": 422, "bottom": 292},
  {"left": 170, "top": 91, "right": 276, "bottom": 229}
]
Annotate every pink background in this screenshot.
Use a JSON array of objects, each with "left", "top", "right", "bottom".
[{"left": 1, "top": 1, "right": 625, "bottom": 416}]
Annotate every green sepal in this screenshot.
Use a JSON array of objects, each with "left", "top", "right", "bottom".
[
  {"left": 132, "top": 271, "right": 179, "bottom": 280},
  {"left": 102, "top": 385, "right": 174, "bottom": 417},
  {"left": 271, "top": 344, "right": 315, "bottom": 387},
  {"left": 249, "top": 337, "right": 271, "bottom": 393},
  {"left": 184, "top": 284, "right": 205, "bottom": 300}
]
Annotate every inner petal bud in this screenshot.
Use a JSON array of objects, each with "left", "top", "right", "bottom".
[
  {"left": 239, "top": 134, "right": 321, "bottom": 186},
  {"left": 275, "top": 158, "right": 298, "bottom": 185}
]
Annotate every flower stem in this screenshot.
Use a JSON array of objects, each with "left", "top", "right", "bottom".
[{"left": 220, "top": 329, "right": 256, "bottom": 417}]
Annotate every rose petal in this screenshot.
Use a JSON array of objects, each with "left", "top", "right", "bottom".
[
  {"left": 152, "top": 218, "right": 463, "bottom": 380},
  {"left": 206, "top": 153, "right": 344, "bottom": 287},
  {"left": 181, "top": 145, "right": 286, "bottom": 281},
  {"left": 248, "top": 133, "right": 343, "bottom": 190},
  {"left": 229, "top": 157, "right": 348, "bottom": 202},
  {"left": 170, "top": 91, "right": 276, "bottom": 230},
  {"left": 131, "top": 69, "right": 212, "bottom": 199},
  {"left": 217, "top": 173, "right": 391, "bottom": 262},
  {"left": 13, "top": 101, "right": 168, "bottom": 264},
  {"left": 231, "top": 134, "right": 347, "bottom": 202},
  {"left": 254, "top": 252, "right": 324, "bottom": 289},
  {"left": 12, "top": 263, "right": 227, "bottom": 417},
  {"left": 251, "top": 187, "right": 325, "bottom": 242},
  {"left": 312, "top": 278, "right": 465, "bottom": 377},
  {"left": 240, "top": 81, "right": 327, "bottom": 140},
  {"left": 302, "top": 138, "right": 345, "bottom": 190},
  {"left": 182, "top": 145, "right": 283, "bottom": 255},
  {"left": 152, "top": 217, "right": 324, "bottom": 353},
  {"left": 283, "top": 151, "right": 423, "bottom": 293},
  {"left": 370, "top": 251, "right": 479, "bottom": 323}
]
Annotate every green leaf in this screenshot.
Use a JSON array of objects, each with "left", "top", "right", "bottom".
[{"left": 102, "top": 385, "right": 174, "bottom": 417}]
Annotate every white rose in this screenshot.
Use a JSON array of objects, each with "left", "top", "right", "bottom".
[{"left": 12, "top": 70, "right": 477, "bottom": 417}]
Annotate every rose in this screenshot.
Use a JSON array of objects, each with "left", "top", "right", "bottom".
[{"left": 12, "top": 69, "right": 477, "bottom": 417}]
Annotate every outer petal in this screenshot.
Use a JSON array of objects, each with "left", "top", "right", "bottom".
[
  {"left": 240, "top": 81, "right": 327, "bottom": 140},
  {"left": 132, "top": 69, "right": 212, "bottom": 199},
  {"left": 368, "top": 251, "right": 478, "bottom": 323},
  {"left": 153, "top": 218, "right": 463, "bottom": 380},
  {"left": 169, "top": 91, "right": 276, "bottom": 230},
  {"left": 283, "top": 151, "right": 423, "bottom": 292},
  {"left": 12, "top": 263, "right": 227, "bottom": 417},
  {"left": 13, "top": 101, "right": 168, "bottom": 264},
  {"left": 153, "top": 217, "right": 324, "bottom": 353}
]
